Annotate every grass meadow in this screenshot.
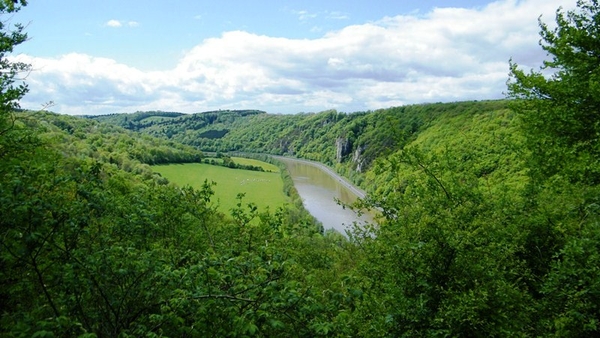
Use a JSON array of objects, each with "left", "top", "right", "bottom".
[{"left": 152, "top": 160, "right": 288, "bottom": 214}]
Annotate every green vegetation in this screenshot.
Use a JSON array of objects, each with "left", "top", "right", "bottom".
[
  {"left": 3, "top": 1, "right": 600, "bottom": 336},
  {"left": 231, "top": 156, "right": 280, "bottom": 172},
  {"left": 89, "top": 109, "right": 264, "bottom": 137},
  {"left": 201, "top": 154, "right": 277, "bottom": 172},
  {"left": 99, "top": 100, "right": 510, "bottom": 190},
  {"left": 153, "top": 162, "right": 287, "bottom": 213},
  {"left": 344, "top": 2, "right": 600, "bottom": 336},
  {"left": 2, "top": 100, "right": 330, "bottom": 336}
]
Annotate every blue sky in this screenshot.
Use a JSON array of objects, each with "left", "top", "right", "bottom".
[
  {"left": 19, "top": 0, "right": 492, "bottom": 69},
  {"left": 11, "top": 0, "right": 575, "bottom": 114}
]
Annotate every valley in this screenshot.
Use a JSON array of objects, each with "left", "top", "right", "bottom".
[{"left": 3, "top": 1, "right": 600, "bottom": 335}]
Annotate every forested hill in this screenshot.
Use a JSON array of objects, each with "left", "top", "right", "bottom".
[
  {"left": 32, "top": 110, "right": 204, "bottom": 166},
  {"left": 93, "top": 100, "right": 511, "bottom": 188},
  {"left": 88, "top": 109, "right": 266, "bottom": 134}
]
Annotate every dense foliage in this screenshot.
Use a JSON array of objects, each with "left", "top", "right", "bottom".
[
  {"left": 3, "top": 0, "right": 600, "bottom": 336},
  {"left": 90, "top": 109, "right": 265, "bottom": 139},
  {"left": 339, "top": 1, "right": 600, "bottom": 336},
  {"left": 2, "top": 108, "right": 356, "bottom": 337}
]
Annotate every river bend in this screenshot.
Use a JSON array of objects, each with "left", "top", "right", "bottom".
[{"left": 274, "top": 156, "right": 373, "bottom": 234}]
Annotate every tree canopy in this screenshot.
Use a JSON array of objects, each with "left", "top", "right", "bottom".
[
  {"left": 0, "top": 0, "right": 30, "bottom": 161},
  {"left": 509, "top": 0, "right": 600, "bottom": 182}
]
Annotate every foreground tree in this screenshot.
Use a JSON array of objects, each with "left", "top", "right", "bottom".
[
  {"left": 0, "top": 0, "right": 30, "bottom": 161},
  {"left": 508, "top": 1, "right": 600, "bottom": 335},
  {"left": 508, "top": 0, "right": 600, "bottom": 183},
  {"left": 0, "top": 0, "right": 28, "bottom": 111}
]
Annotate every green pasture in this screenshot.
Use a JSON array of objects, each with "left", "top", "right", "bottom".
[{"left": 152, "top": 162, "right": 288, "bottom": 214}]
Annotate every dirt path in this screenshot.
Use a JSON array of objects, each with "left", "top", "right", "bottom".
[{"left": 271, "top": 155, "right": 366, "bottom": 199}]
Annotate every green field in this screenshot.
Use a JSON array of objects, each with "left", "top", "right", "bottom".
[{"left": 153, "top": 162, "right": 288, "bottom": 214}]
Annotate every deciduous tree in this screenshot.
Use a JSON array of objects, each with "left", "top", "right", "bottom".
[
  {"left": 509, "top": 1, "right": 600, "bottom": 335},
  {"left": 0, "top": 0, "right": 30, "bottom": 160},
  {"left": 508, "top": 0, "right": 600, "bottom": 183}
]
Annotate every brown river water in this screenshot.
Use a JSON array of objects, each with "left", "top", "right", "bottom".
[{"left": 275, "top": 157, "right": 374, "bottom": 235}]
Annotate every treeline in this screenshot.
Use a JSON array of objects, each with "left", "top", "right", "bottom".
[
  {"left": 90, "top": 109, "right": 265, "bottom": 137},
  {"left": 202, "top": 154, "right": 270, "bottom": 172}
]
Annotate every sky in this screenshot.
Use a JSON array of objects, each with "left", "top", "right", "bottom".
[{"left": 10, "top": 0, "right": 576, "bottom": 115}]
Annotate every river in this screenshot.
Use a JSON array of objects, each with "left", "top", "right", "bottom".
[{"left": 274, "top": 156, "right": 374, "bottom": 234}]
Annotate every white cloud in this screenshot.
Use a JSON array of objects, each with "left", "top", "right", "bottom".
[
  {"left": 15, "top": 0, "right": 575, "bottom": 115},
  {"left": 105, "top": 19, "right": 139, "bottom": 28},
  {"left": 105, "top": 19, "right": 122, "bottom": 28},
  {"left": 293, "top": 9, "right": 349, "bottom": 22},
  {"left": 294, "top": 10, "right": 318, "bottom": 21},
  {"left": 327, "top": 11, "right": 350, "bottom": 20}
]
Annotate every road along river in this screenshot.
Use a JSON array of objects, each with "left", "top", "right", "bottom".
[{"left": 273, "top": 156, "right": 374, "bottom": 234}]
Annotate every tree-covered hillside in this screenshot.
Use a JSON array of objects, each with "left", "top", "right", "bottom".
[
  {"left": 96, "top": 100, "right": 511, "bottom": 187},
  {"left": 90, "top": 109, "right": 266, "bottom": 139},
  {"left": 34, "top": 111, "right": 204, "bottom": 167}
]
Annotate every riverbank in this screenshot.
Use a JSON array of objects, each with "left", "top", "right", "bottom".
[
  {"left": 270, "top": 156, "right": 367, "bottom": 199},
  {"left": 272, "top": 155, "right": 372, "bottom": 233}
]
